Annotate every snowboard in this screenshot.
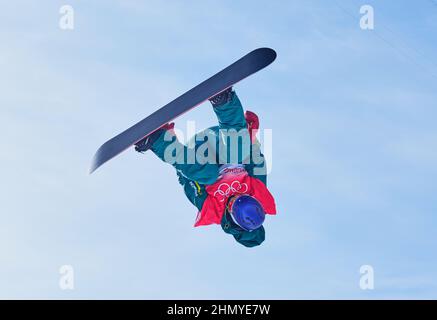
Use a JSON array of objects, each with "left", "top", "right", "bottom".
[{"left": 90, "top": 47, "right": 277, "bottom": 173}]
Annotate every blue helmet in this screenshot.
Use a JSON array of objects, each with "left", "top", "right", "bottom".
[{"left": 228, "top": 195, "right": 266, "bottom": 231}]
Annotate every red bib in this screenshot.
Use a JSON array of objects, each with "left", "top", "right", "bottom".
[{"left": 194, "top": 166, "right": 276, "bottom": 227}]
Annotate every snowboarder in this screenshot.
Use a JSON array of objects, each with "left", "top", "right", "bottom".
[{"left": 134, "top": 87, "right": 276, "bottom": 247}]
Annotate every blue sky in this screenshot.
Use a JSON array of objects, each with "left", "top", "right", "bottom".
[{"left": 1, "top": 0, "right": 437, "bottom": 299}]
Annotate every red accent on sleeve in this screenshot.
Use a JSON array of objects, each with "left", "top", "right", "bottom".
[{"left": 249, "top": 176, "right": 277, "bottom": 215}]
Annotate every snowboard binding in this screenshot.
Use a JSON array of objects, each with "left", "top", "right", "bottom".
[
  {"left": 134, "top": 122, "right": 175, "bottom": 153},
  {"left": 209, "top": 87, "right": 233, "bottom": 107}
]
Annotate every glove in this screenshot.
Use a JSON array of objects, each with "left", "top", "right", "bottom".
[{"left": 245, "top": 110, "right": 259, "bottom": 144}]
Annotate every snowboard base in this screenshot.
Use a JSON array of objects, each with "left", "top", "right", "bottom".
[{"left": 90, "top": 48, "right": 276, "bottom": 173}]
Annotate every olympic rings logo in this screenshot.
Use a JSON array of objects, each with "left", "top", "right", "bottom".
[{"left": 213, "top": 181, "right": 249, "bottom": 202}]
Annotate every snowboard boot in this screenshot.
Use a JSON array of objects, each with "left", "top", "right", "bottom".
[
  {"left": 134, "top": 122, "right": 175, "bottom": 153},
  {"left": 208, "top": 86, "right": 233, "bottom": 107}
]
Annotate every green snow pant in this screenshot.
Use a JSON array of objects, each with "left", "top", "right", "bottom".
[{"left": 150, "top": 91, "right": 250, "bottom": 186}]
